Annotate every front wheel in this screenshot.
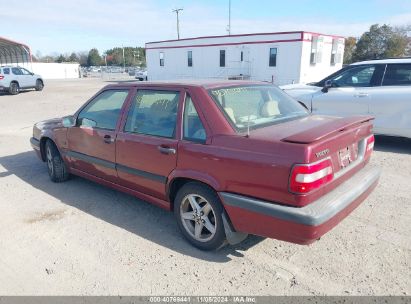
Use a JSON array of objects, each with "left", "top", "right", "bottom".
[
  {"left": 174, "top": 182, "right": 226, "bottom": 250},
  {"left": 45, "top": 140, "right": 69, "bottom": 182},
  {"left": 35, "top": 79, "right": 44, "bottom": 91}
]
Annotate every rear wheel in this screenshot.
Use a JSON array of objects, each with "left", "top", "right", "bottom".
[
  {"left": 35, "top": 79, "right": 44, "bottom": 91},
  {"left": 9, "top": 82, "right": 19, "bottom": 95},
  {"left": 45, "top": 140, "right": 69, "bottom": 182},
  {"left": 174, "top": 182, "right": 226, "bottom": 250}
]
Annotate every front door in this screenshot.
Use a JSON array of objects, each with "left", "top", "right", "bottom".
[
  {"left": 116, "top": 88, "right": 181, "bottom": 200},
  {"left": 67, "top": 89, "right": 130, "bottom": 182},
  {"left": 311, "top": 64, "right": 383, "bottom": 117},
  {"left": 20, "top": 68, "right": 36, "bottom": 87}
]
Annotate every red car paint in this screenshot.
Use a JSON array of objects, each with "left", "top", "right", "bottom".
[{"left": 30, "top": 81, "right": 380, "bottom": 244}]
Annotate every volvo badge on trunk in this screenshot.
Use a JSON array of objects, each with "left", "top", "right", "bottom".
[{"left": 315, "top": 149, "right": 330, "bottom": 158}]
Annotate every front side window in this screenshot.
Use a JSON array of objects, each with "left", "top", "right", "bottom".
[
  {"left": 382, "top": 64, "right": 411, "bottom": 86},
  {"left": 220, "top": 50, "right": 226, "bottom": 67},
  {"left": 20, "top": 68, "right": 31, "bottom": 75},
  {"left": 183, "top": 94, "right": 206, "bottom": 142},
  {"left": 124, "top": 90, "right": 179, "bottom": 138},
  {"left": 209, "top": 85, "right": 308, "bottom": 131},
  {"left": 77, "top": 90, "right": 129, "bottom": 130},
  {"left": 331, "top": 65, "right": 376, "bottom": 87},
  {"left": 269, "top": 48, "right": 277, "bottom": 67},
  {"left": 187, "top": 51, "right": 193, "bottom": 67},
  {"left": 159, "top": 52, "right": 164, "bottom": 66}
]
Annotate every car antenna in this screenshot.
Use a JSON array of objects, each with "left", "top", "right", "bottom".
[{"left": 246, "top": 113, "right": 251, "bottom": 138}]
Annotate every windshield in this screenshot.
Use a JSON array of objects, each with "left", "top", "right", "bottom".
[{"left": 209, "top": 85, "right": 308, "bottom": 131}]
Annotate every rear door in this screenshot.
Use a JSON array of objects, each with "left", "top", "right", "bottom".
[
  {"left": 67, "top": 89, "right": 131, "bottom": 182},
  {"left": 116, "top": 88, "right": 182, "bottom": 200},
  {"left": 11, "top": 67, "right": 28, "bottom": 87},
  {"left": 369, "top": 63, "right": 411, "bottom": 137},
  {"left": 311, "top": 64, "right": 383, "bottom": 116}
]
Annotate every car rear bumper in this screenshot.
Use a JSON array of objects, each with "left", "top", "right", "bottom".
[{"left": 220, "top": 164, "right": 381, "bottom": 244}]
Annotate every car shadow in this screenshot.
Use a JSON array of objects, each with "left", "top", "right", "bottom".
[
  {"left": 374, "top": 135, "right": 411, "bottom": 155},
  {"left": 0, "top": 90, "right": 34, "bottom": 97},
  {"left": 0, "top": 151, "right": 264, "bottom": 262}
]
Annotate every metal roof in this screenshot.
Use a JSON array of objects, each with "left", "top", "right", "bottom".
[{"left": 0, "top": 36, "right": 31, "bottom": 66}]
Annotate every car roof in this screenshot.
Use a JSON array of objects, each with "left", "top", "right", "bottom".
[
  {"left": 105, "top": 79, "right": 270, "bottom": 90},
  {"left": 351, "top": 58, "right": 411, "bottom": 65}
]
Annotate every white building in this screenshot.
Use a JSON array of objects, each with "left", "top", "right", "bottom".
[
  {"left": 30, "top": 62, "right": 80, "bottom": 79},
  {"left": 146, "top": 31, "right": 345, "bottom": 85}
]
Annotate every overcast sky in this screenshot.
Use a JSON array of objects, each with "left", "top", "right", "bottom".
[{"left": 1, "top": 0, "right": 410, "bottom": 56}]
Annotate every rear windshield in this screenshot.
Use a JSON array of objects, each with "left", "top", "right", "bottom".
[{"left": 208, "top": 85, "right": 308, "bottom": 131}]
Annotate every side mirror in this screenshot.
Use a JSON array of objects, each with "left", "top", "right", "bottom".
[
  {"left": 62, "top": 115, "right": 76, "bottom": 127},
  {"left": 322, "top": 80, "right": 333, "bottom": 93}
]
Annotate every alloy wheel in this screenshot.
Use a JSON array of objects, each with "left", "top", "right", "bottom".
[{"left": 180, "top": 194, "right": 217, "bottom": 242}]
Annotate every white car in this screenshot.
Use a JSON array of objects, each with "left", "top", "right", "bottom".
[
  {"left": 135, "top": 69, "right": 147, "bottom": 81},
  {"left": 0, "top": 66, "right": 44, "bottom": 95},
  {"left": 281, "top": 58, "right": 411, "bottom": 139}
]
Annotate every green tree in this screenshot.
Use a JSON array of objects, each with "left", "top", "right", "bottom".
[
  {"left": 343, "top": 37, "right": 357, "bottom": 64},
  {"left": 87, "top": 48, "right": 102, "bottom": 66},
  {"left": 352, "top": 24, "right": 410, "bottom": 61},
  {"left": 105, "top": 47, "right": 146, "bottom": 67},
  {"left": 68, "top": 52, "right": 79, "bottom": 62},
  {"left": 56, "top": 54, "right": 66, "bottom": 63}
]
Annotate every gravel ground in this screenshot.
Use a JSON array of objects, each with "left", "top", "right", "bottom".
[{"left": 0, "top": 79, "right": 410, "bottom": 295}]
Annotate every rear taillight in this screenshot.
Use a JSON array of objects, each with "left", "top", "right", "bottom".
[
  {"left": 365, "top": 134, "right": 375, "bottom": 158},
  {"left": 0, "top": 75, "right": 4, "bottom": 80},
  {"left": 289, "top": 158, "right": 334, "bottom": 194}
]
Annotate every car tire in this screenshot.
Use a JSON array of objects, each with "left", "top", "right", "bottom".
[
  {"left": 9, "top": 82, "right": 19, "bottom": 95},
  {"left": 45, "top": 140, "right": 69, "bottom": 183},
  {"left": 174, "top": 182, "right": 226, "bottom": 250},
  {"left": 35, "top": 79, "right": 44, "bottom": 91}
]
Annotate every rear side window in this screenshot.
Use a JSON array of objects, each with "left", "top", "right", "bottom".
[
  {"left": 124, "top": 90, "right": 179, "bottom": 138},
  {"left": 183, "top": 94, "right": 206, "bottom": 143},
  {"left": 382, "top": 64, "right": 411, "bottom": 86},
  {"left": 3, "top": 68, "right": 10, "bottom": 74},
  {"left": 12, "top": 68, "right": 22, "bottom": 75},
  {"left": 77, "top": 90, "right": 129, "bottom": 130}
]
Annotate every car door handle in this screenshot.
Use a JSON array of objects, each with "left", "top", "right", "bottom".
[
  {"left": 354, "top": 93, "right": 369, "bottom": 98},
  {"left": 157, "top": 145, "right": 176, "bottom": 155},
  {"left": 103, "top": 135, "right": 114, "bottom": 144}
]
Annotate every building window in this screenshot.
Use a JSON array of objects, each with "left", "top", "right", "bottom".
[
  {"left": 310, "top": 36, "right": 323, "bottom": 65},
  {"left": 330, "top": 38, "right": 343, "bottom": 65},
  {"left": 269, "top": 48, "right": 277, "bottom": 67},
  {"left": 187, "top": 51, "right": 193, "bottom": 67},
  {"left": 240, "top": 51, "right": 243, "bottom": 62},
  {"left": 159, "top": 52, "right": 164, "bottom": 66},
  {"left": 220, "top": 50, "right": 226, "bottom": 67}
]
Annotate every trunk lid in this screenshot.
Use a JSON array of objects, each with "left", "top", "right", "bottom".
[{"left": 282, "top": 115, "right": 374, "bottom": 144}]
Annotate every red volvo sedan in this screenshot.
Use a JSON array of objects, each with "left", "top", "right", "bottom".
[{"left": 30, "top": 81, "right": 380, "bottom": 250}]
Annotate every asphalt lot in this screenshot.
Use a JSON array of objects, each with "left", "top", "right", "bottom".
[{"left": 0, "top": 79, "right": 410, "bottom": 295}]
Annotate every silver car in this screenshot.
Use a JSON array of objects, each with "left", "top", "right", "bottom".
[{"left": 281, "top": 58, "right": 411, "bottom": 139}]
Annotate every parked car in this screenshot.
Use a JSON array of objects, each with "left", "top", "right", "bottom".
[
  {"left": 135, "top": 69, "right": 147, "bottom": 81},
  {"left": 0, "top": 66, "right": 44, "bottom": 95},
  {"left": 30, "top": 81, "right": 380, "bottom": 250},
  {"left": 281, "top": 58, "right": 411, "bottom": 138}
]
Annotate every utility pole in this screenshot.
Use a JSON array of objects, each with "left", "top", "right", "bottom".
[
  {"left": 172, "top": 8, "right": 183, "bottom": 39},
  {"left": 122, "top": 46, "right": 125, "bottom": 72},
  {"left": 228, "top": 0, "right": 231, "bottom": 35}
]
